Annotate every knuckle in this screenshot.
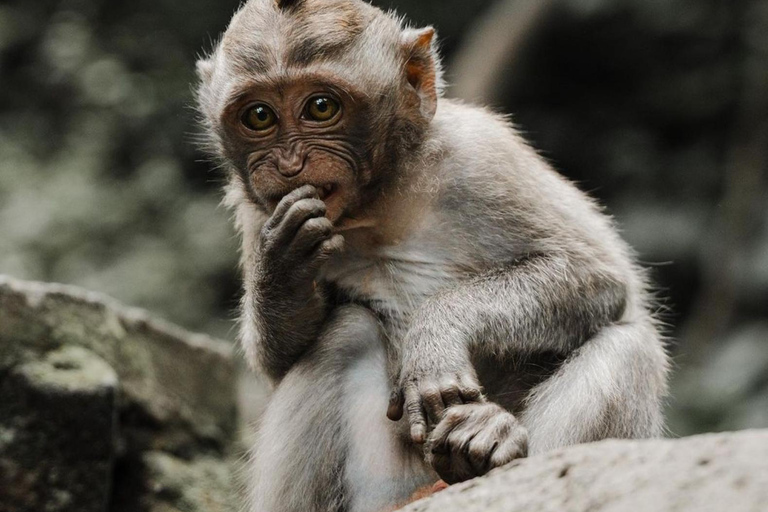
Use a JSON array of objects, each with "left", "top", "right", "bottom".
[
  {"left": 289, "top": 184, "right": 315, "bottom": 200},
  {"left": 440, "top": 385, "right": 460, "bottom": 399},
  {"left": 278, "top": 190, "right": 301, "bottom": 208},
  {"left": 302, "top": 216, "right": 332, "bottom": 235},
  {"left": 405, "top": 401, "right": 424, "bottom": 418},
  {"left": 444, "top": 408, "right": 463, "bottom": 423},
  {"left": 461, "top": 387, "right": 482, "bottom": 401},
  {"left": 296, "top": 184, "right": 316, "bottom": 195},
  {"left": 407, "top": 410, "right": 425, "bottom": 423},
  {"left": 290, "top": 199, "right": 324, "bottom": 218},
  {"left": 421, "top": 387, "right": 441, "bottom": 403},
  {"left": 259, "top": 224, "right": 274, "bottom": 243},
  {"left": 319, "top": 237, "right": 343, "bottom": 254}
]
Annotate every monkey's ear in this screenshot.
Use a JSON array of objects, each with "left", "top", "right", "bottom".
[
  {"left": 196, "top": 58, "right": 214, "bottom": 83},
  {"left": 402, "top": 27, "right": 438, "bottom": 120}
]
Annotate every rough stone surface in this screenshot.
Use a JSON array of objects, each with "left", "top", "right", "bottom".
[
  {"left": 0, "top": 275, "right": 239, "bottom": 512},
  {"left": 0, "top": 346, "right": 118, "bottom": 512},
  {"left": 402, "top": 430, "right": 768, "bottom": 512},
  {"left": 0, "top": 275, "right": 236, "bottom": 450}
]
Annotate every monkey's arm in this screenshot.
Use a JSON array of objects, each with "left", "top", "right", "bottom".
[
  {"left": 241, "top": 185, "right": 344, "bottom": 383},
  {"left": 389, "top": 252, "right": 627, "bottom": 442}
]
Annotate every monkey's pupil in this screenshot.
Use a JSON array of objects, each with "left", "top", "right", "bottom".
[
  {"left": 315, "top": 100, "right": 328, "bottom": 112},
  {"left": 257, "top": 109, "right": 268, "bottom": 121}
]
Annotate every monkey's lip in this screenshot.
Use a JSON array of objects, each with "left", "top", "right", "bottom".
[{"left": 317, "top": 183, "right": 336, "bottom": 201}]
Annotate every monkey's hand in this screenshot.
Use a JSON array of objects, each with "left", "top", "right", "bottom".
[
  {"left": 257, "top": 184, "right": 344, "bottom": 303},
  {"left": 387, "top": 348, "right": 484, "bottom": 444},
  {"left": 426, "top": 402, "right": 528, "bottom": 484},
  {"left": 248, "top": 185, "right": 345, "bottom": 379}
]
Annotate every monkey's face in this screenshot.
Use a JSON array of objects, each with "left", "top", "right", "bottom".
[
  {"left": 197, "top": 0, "right": 441, "bottom": 225},
  {"left": 220, "top": 77, "right": 371, "bottom": 223}
]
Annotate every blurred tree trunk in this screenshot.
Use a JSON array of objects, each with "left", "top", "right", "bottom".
[
  {"left": 448, "top": 0, "right": 555, "bottom": 105},
  {"left": 678, "top": 0, "right": 768, "bottom": 361}
]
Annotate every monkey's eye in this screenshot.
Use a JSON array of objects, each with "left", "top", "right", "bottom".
[
  {"left": 242, "top": 104, "right": 277, "bottom": 132},
  {"left": 305, "top": 96, "right": 340, "bottom": 122}
]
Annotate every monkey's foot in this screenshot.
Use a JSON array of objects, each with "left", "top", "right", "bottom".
[
  {"left": 390, "top": 480, "right": 449, "bottom": 511},
  {"left": 426, "top": 402, "right": 528, "bottom": 484},
  {"left": 409, "top": 479, "right": 449, "bottom": 501}
]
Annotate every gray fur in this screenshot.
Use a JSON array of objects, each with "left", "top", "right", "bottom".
[{"left": 195, "top": 1, "right": 670, "bottom": 510}]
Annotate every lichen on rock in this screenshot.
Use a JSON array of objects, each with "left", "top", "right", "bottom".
[{"left": 0, "top": 275, "right": 239, "bottom": 512}]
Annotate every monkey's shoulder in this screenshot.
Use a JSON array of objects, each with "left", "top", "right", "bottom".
[{"left": 430, "top": 100, "right": 588, "bottom": 215}]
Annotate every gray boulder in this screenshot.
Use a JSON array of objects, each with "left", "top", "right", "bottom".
[
  {"left": 402, "top": 430, "right": 768, "bottom": 512},
  {"left": 0, "top": 275, "right": 238, "bottom": 512}
]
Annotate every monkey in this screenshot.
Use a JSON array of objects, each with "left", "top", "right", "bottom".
[{"left": 195, "top": 0, "right": 670, "bottom": 510}]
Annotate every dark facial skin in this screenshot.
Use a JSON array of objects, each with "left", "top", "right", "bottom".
[
  {"left": 217, "top": 74, "right": 380, "bottom": 381},
  {"left": 220, "top": 75, "right": 371, "bottom": 224}
]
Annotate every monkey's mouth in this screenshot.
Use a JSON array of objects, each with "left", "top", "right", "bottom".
[{"left": 317, "top": 183, "right": 337, "bottom": 201}]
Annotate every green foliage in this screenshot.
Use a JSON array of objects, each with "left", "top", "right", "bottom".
[{"left": 0, "top": 0, "right": 245, "bottom": 337}]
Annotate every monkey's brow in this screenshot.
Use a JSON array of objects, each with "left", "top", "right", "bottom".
[
  {"left": 224, "top": 73, "right": 356, "bottom": 109},
  {"left": 228, "top": 49, "right": 271, "bottom": 75},
  {"left": 285, "top": 37, "right": 354, "bottom": 67}
]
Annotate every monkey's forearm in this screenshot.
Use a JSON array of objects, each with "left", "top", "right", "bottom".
[
  {"left": 392, "top": 252, "right": 627, "bottom": 442},
  {"left": 239, "top": 185, "right": 344, "bottom": 382},
  {"left": 248, "top": 286, "right": 329, "bottom": 381},
  {"left": 406, "top": 253, "right": 627, "bottom": 359}
]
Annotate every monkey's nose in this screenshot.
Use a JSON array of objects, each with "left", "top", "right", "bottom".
[{"left": 276, "top": 152, "right": 306, "bottom": 178}]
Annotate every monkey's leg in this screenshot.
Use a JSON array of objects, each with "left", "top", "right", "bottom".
[
  {"left": 520, "top": 318, "right": 669, "bottom": 454},
  {"left": 246, "top": 305, "right": 435, "bottom": 512}
]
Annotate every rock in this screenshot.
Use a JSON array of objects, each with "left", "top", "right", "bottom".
[
  {"left": 0, "top": 275, "right": 236, "bottom": 452},
  {"left": 141, "top": 452, "right": 236, "bottom": 512},
  {"left": 0, "top": 275, "right": 239, "bottom": 512},
  {"left": 402, "top": 430, "right": 768, "bottom": 512},
  {"left": 109, "top": 451, "right": 239, "bottom": 512},
  {"left": 0, "top": 346, "right": 118, "bottom": 512}
]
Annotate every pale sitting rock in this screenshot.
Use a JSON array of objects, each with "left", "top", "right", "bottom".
[{"left": 402, "top": 430, "right": 768, "bottom": 512}]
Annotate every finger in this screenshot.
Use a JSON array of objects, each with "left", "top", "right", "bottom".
[
  {"left": 309, "top": 234, "right": 344, "bottom": 271},
  {"left": 420, "top": 384, "right": 446, "bottom": 425},
  {"left": 489, "top": 437, "right": 526, "bottom": 468},
  {"left": 466, "top": 427, "right": 497, "bottom": 476},
  {"left": 458, "top": 374, "right": 484, "bottom": 403},
  {"left": 387, "top": 388, "right": 404, "bottom": 421},
  {"left": 315, "top": 234, "right": 344, "bottom": 258},
  {"left": 489, "top": 426, "right": 528, "bottom": 467},
  {"left": 439, "top": 379, "right": 462, "bottom": 408},
  {"left": 404, "top": 384, "right": 427, "bottom": 444},
  {"left": 427, "top": 406, "right": 467, "bottom": 455},
  {"left": 264, "top": 185, "right": 318, "bottom": 230},
  {"left": 273, "top": 198, "right": 327, "bottom": 246},
  {"left": 445, "top": 428, "right": 478, "bottom": 482},
  {"left": 292, "top": 216, "right": 333, "bottom": 254}
]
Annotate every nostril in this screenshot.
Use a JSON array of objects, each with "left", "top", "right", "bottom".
[{"left": 276, "top": 152, "right": 306, "bottom": 178}]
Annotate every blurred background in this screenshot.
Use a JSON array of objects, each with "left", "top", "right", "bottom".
[{"left": 1, "top": 0, "right": 766, "bottom": 437}]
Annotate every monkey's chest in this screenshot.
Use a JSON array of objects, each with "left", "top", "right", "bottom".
[{"left": 322, "top": 249, "right": 465, "bottom": 335}]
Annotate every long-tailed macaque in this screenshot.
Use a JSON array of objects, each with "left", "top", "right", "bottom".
[{"left": 195, "top": 0, "right": 669, "bottom": 510}]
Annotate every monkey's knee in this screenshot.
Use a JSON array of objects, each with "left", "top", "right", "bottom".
[{"left": 522, "top": 319, "right": 668, "bottom": 452}]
